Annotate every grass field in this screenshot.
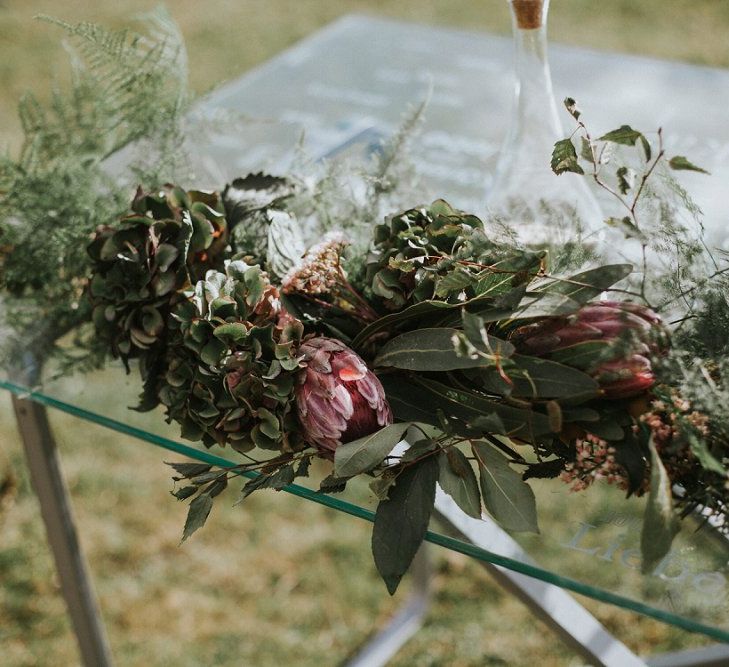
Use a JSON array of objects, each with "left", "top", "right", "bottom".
[{"left": 2, "top": 2, "right": 729, "bottom": 665}]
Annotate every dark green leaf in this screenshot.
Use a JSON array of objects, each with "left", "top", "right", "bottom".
[
  {"left": 372, "top": 457, "right": 439, "bottom": 594},
  {"left": 374, "top": 328, "right": 513, "bottom": 371},
  {"left": 166, "top": 461, "right": 212, "bottom": 479},
  {"left": 598, "top": 125, "right": 643, "bottom": 146},
  {"left": 616, "top": 166, "right": 634, "bottom": 194},
  {"left": 438, "top": 449, "right": 481, "bottom": 518},
  {"left": 523, "top": 458, "right": 565, "bottom": 481},
  {"left": 479, "top": 354, "right": 599, "bottom": 399},
  {"left": 640, "top": 439, "right": 679, "bottom": 574},
  {"left": 334, "top": 423, "right": 410, "bottom": 477},
  {"left": 381, "top": 375, "right": 553, "bottom": 440},
  {"left": 580, "top": 418, "right": 624, "bottom": 441},
  {"left": 237, "top": 465, "right": 296, "bottom": 503},
  {"left": 548, "top": 340, "right": 613, "bottom": 371},
  {"left": 580, "top": 136, "right": 595, "bottom": 164},
  {"left": 181, "top": 493, "right": 214, "bottom": 543},
  {"left": 400, "top": 438, "right": 439, "bottom": 463},
  {"left": 319, "top": 474, "right": 348, "bottom": 494},
  {"left": 473, "top": 442, "right": 539, "bottom": 533},
  {"left": 551, "top": 138, "right": 584, "bottom": 175},
  {"left": 668, "top": 155, "right": 709, "bottom": 174},
  {"left": 613, "top": 429, "right": 649, "bottom": 495},
  {"left": 171, "top": 485, "right": 199, "bottom": 501}
]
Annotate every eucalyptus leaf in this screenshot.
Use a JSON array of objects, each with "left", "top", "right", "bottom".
[
  {"left": 640, "top": 439, "right": 679, "bottom": 574},
  {"left": 372, "top": 457, "right": 439, "bottom": 594},
  {"left": 374, "top": 328, "right": 513, "bottom": 371},
  {"left": 479, "top": 353, "right": 599, "bottom": 399},
  {"left": 538, "top": 264, "right": 632, "bottom": 305},
  {"left": 473, "top": 442, "right": 539, "bottom": 533},
  {"left": 380, "top": 375, "right": 553, "bottom": 440},
  {"left": 334, "top": 423, "right": 410, "bottom": 477},
  {"left": 438, "top": 449, "right": 482, "bottom": 519}
]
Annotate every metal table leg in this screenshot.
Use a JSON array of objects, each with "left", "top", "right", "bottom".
[
  {"left": 345, "top": 546, "right": 431, "bottom": 667},
  {"left": 12, "top": 395, "right": 113, "bottom": 667}
]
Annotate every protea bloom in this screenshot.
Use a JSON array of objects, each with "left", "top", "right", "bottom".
[
  {"left": 295, "top": 337, "right": 392, "bottom": 452},
  {"left": 512, "top": 301, "right": 665, "bottom": 399}
]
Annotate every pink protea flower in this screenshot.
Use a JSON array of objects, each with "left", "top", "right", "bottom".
[
  {"left": 295, "top": 337, "right": 393, "bottom": 453},
  {"left": 513, "top": 301, "right": 662, "bottom": 355},
  {"left": 511, "top": 300, "right": 665, "bottom": 400}
]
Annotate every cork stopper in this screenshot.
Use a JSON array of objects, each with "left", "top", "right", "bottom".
[{"left": 511, "top": 0, "right": 545, "bottom": 29}]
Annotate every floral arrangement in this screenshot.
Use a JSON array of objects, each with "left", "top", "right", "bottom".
[{"left": 2, "top": 13, "right": 728, "bottom": 595}]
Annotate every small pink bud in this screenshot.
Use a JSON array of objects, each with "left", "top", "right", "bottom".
[
  {"left": 595, "top": 354, "right": 656, "bottom": 399},
  {"left": 295, "top": 337, "right": 393, "bottom": 453}
]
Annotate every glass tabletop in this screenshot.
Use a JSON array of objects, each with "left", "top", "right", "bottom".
[
  {"left": 2, "top": 13, "right": 728, "bottom": 646},
  {"left": 2, "top": 362, "right": 728, "bottom": 642}
]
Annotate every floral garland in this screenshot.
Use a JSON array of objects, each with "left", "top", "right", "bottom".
[
  {"left": 86, "top": 126, "right": 728, "bottom": 592},
  {"left": 3, "top": 12, "right": 726, "bottom": 597}
]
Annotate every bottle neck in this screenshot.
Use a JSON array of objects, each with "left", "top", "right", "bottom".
[{"left": 509, "top": 6, "right": 562, "bottom": 140}]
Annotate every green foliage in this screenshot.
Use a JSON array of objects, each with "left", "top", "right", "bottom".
[
  {"left": 0, "top": 9, "right": 190, "bottom": 372},
  {"left": 159, "top": 261, "right": 305, "bottom": 452},
  {"left": 87, "top": 185, "right": 227, "bottom": 377},
  {"left": 372, "top": 456, "right": 438, "bottom": 594}
]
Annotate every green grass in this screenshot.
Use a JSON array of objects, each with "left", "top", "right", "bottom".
[{"left": 2, "top": 1, "right": 729, "bottom": 665}]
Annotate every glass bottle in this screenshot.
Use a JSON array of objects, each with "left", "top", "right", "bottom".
[{"left": 486, "top": 0, "right": 603, "bottom": 245}]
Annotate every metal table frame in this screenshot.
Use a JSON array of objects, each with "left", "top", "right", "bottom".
[{"left": 9, "top": 392, "right": 729, "bottom": 666}]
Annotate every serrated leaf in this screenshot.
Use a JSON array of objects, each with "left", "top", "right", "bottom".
[
  {"left": 372, "top": 457, "right": 439, "bottom": 594},
  {"left": 599, "top": 125, "right": 643, "bottom": 146},
  {"left": 237, "top": 465, "right": 296, "bottom": 503},
  {"left": 434, "top": 268, "right": 476, "bottom": 298},
  {"left": 438, "top": 449, "right": 481, "bottom": 518},
  {"left": 580, "top": 136, "right": 595, "bottom": 164},
  {"left": 319, "top": 474, "right": 348, "bottom": 494},
  {"left": 668, "top": 155, "right": 709, "bottom": 174},
  {"left": 374, "top": 328, "right": 513, "bottom": 371},
  {"left": 166, "top": 461, "right": 212, "bottom": 479},
  {"left": 181, "top": 493, "right": 214, "bottom": 543},
  {"left": 334, "top": 423, "right": 410, "bottom": 477},
  {"left": 171, "top": 485, "right": 199, "bottom": 501},
  {"left": 551, "top": 138, "right": 584, "bottom": 175},
  {"left": 473, "top": 442, "right": 539, "bottom": 533},
  {"left": 640, "top": 439, "right": 679, "bottom": 574}
]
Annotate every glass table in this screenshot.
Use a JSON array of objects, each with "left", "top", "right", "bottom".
[{"left": 3, "top": 15, "right": 728, "bottom": 667}]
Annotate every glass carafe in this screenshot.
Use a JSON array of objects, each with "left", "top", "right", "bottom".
[{"left": 486, "top": 0, "right": 603, "bottom": 244}]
